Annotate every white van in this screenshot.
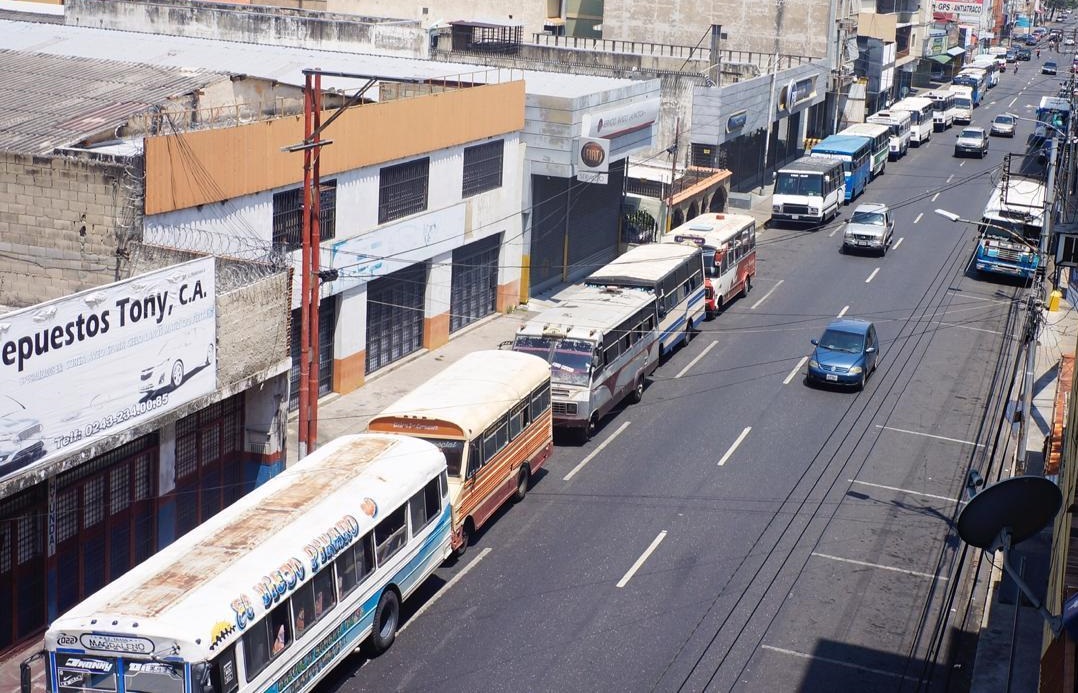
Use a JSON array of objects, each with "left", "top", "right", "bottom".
[{"left": 867, "top": 109, "right": 913, "bottom": 159}]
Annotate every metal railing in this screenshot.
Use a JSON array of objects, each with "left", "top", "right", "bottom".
[{"left": 529, "top": 33, "right": 818, "bottom": 70}]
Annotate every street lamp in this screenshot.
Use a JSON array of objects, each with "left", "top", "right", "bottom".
[{"left": 933, "top": 208, "right": 1040, "bottom": 252}]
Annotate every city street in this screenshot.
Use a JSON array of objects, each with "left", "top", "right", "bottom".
[{"left": 318, "top": 64, "right": 1066, "bottom": 692}]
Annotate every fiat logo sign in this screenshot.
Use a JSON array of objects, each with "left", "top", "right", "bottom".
[{"left": 580, "top": 141, "right": 606, "bottom": 168}]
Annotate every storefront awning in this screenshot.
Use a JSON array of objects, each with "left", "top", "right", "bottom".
[
  {"left": 947, "top": 46, "right": 967, "bottom": 57},
  {"left": 929, "top": 54, "right": 953, "bottom": 64}
]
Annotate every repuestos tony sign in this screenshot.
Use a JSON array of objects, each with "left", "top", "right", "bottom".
[{"left": 0, "top": 257, "right": 216, "bottom": 481}]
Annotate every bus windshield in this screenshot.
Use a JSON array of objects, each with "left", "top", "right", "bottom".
[
  {"left": 419, "top": 438, "right": 465, "bottom": 476},
  {"left": 981, "top": 218, "right": 1040, "bottom": 244},
  {"left": 54, "top": 654, "right": 186, "bottom": 693},
  {"left": 954, "top": 98, "right": 971, "bottom": 109},
  {"left": 775, "top": 172, "right": 822, "bottom": 196},
  {"left": 513, "top": 336, "right": 595, "bottom": 386}
]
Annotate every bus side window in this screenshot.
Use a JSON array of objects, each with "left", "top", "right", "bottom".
[
  {"left": 241, "top": 616, "right": 272, "bottom": 680},
  {"left": 312, "top": 568, "right": 336, "bottom": 622},
  {"left": 509, "top": 402, "right": 526, "bottom": 439},
  {"left": 335, "top": 533, "right": 374, "bottom": 598},
  {"left": 409, "top": 477, "right": 441, "bottom": 535},
  {"left": 374, "top": 505, "right": 408, "bottom": 565},
  {"left": 210, "top": 645, "right": 238, "bottom": 693},
  {"left": 291, "top": 581, "right": 315, "bottom": 639},
  {"left": 529, "top": 383, "right": 550, "bottom": 421},
  {"left": 269, "top": 604, "right": 291, "bottom": 658},
  {"left": 466, "top": 441, "right": 481, "bottom": 479}
]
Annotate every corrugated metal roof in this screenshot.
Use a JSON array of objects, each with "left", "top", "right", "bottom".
[{"left": 0, "top": 48, "right": 228, "bottom": 154}]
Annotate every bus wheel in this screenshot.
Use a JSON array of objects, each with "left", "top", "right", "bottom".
[
  {"left": 629, "top": 377, "right": 644, "bottom": 404},
  {"left": 514, "top": 466, "right": 530, "bottom": 501},
  {"left": 454, "top": 522, "right": 472, "bottom": 558},
  {"left": 367, "top": 589, "right": 400, "bottom": 655},
  {"left": 743, "top": 276, "right": 752, "bottom": 296},
  {"left": 580, "top": 414, "right": 599, "bottom": 443}
]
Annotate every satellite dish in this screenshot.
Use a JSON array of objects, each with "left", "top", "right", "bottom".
[{"left": 957, "top": 475, "right": 1064, "bottom": 635}]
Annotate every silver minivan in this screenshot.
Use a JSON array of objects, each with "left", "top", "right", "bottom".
[{"left": 841, "top": 203, "right": 895, "bottom": 256}]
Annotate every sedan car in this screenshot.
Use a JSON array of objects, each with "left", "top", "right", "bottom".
[
  {"left": 806, "top": 319, "right": 880, "bottom": 390},
  {"left": 954, "top": 126, "right": 990, "bottom": 158},
  {"left": 841, "top": 203, "right": 895, "bottom": 256},
  {"left": 1017, "top": 48, "right": 1032, "bottom": 60},
  {"left": 1044, "top": 60, "right": 1059, "bottom": 75},
  {"left": 990, "top": 113, "right": 1017, "bottom": 137},
  {"left": 1006, "top": 49, "right": 1018, "bottom": 62}
]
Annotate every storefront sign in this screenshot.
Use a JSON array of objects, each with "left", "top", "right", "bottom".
[
  {"left": 726, "top": 110, "right": 748, "bottom": 133},
  {"left": 582, "top": 99, "right": 660, "bottom": 139},
  {"left": 575, "top": 137, "right": 610, "bottom": 184},
  {"left": 778, "top": 76, "right": 817, "bottom": 114},
  {"left": 0, "top": 257, "right": 216, "bottom": 483}
]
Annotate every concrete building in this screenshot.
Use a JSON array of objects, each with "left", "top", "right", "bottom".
[{"left": 0, "top": 49, "right": 295, "bottom": 652}]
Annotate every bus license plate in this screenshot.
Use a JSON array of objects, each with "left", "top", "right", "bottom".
[
  {"left": 826, "top": 374, "right": 839, "bottom": 382},
  {"left": 792, "top": 215, "right": 800, "bottom": 220}
]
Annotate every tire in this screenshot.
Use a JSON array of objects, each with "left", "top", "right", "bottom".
[
  {"left": 684, "top": 323, "right": 695, "bottom": 345},
  {"left": 454, "top": 521, "right": 472, "bottom": 558},
  {"left": 744, "top": 275, "right": 753, "bottom": 295},
  {"left": 579, "top": 414, "right": 599, "bottom": 443},
  {"left": 170, "top": 360, "right": 184, "bottom": 389},
  {"left": 513, "top": 466, "right": 530, "bottom": 502},
  {"left": 629, "top": 376, "right": 644, "bottom": 404},
  {"left": 366, "top": 589, "right": 400, "bottom": 656},
  {"left": 857, "top": 372, "right": 867, "bottom": 391}
]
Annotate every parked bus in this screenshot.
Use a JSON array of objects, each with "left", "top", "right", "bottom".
[
  {"left": 970, "top": 56, "right": 1000, "bottom": 87},
  {"left": 512, "top": 285, "right": 659, "bottom": 442},
  {"left": 368, "top": 350, "right": 551, "bottom": 556},
  {"left": 662, "top": 212, "right": 757, "bottom": 317},
  {"left": 926, "top": 88, "right": 957, "bottom": 131},
  {"left": 771, "top": 156, "right": 845, "bottom": 226},
  {"left": 1034, "top": 95, "right": 1071, "bottom": 141},
  {"left": 24, "top": 433, "right": 452, "bottom": 693},
  {"left": 840, "top": 122, "right": 890, "bottom": 178},
  {"left": 951, "top": 85, "right": 975, "bottom": 124},
  {"left": 867, "top": 109, "right": 912, "bottom": 160},
  {"left": 974, "top": 175, "right": 1046, "bottom": 279},
  {"left": 810, "top": 134, "right": 873, "bottom": 202},
  {"left": 952, "top": 70, "right": 985, "bottom": 107},
  {"left": 890, "top": 97, "right": 934, "bottom": 146},
  {"left": 585, "top": 242, "right": 706, "bottom": 357}
]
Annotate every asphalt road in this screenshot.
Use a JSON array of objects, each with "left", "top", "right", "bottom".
[{"left": 321, "top": 56, "right": 1065, "bottom": 693}]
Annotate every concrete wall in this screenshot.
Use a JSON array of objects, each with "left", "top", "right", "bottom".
[
  {"left": 65, "top": 0, "right": 427, "bottom": 58},
  {"left": 328, "top": 0, "right": 548, "bottom": 33},
  {"left": 0, "top": 151, "right": 131, "bottom": 310}
]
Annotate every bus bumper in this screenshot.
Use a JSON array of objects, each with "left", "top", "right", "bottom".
[{"left": 772, "top": 213, "right": 824, "bottom": 226}]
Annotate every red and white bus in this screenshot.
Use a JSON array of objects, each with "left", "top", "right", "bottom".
[{"left": 662, "top": 212, "right": 757, "bottom": 318}]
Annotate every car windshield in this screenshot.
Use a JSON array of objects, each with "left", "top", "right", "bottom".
[
  {"left": 960, "top": 129, "right": 982, "bottom": 138},
  {"left": 850, "top": 210, "right": 885, "bottom": 225},
  {"left": 775, "top": 172, "right": 823, "bottom": 196},
  {"left": 818, "top": 329, "right": 865, "bottom": 353},
  {"left": 994, "top": 116, "right": 1014, "bottom": 124}
]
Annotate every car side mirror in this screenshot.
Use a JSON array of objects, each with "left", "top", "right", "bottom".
[
  {"left": 865, "top": 346, "right": 877, "bottom": 354},
  {"left": 811, "top": 338, "right": 819, "bottom": 346}
]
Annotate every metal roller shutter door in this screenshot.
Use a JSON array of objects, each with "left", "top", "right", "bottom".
[
  {"left": 366, "top": 263, "right": 427, "bottom": 374},
  {"left": 450, "top": 234, "right": 500, "bottom": 333}
]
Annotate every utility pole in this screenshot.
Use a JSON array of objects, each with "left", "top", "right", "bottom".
[
  {"left": 760, "top": 51, "right": 779, "bottom": 192},
  {"left": 298, "top": 71, "right": 324, "bottom": 459}
]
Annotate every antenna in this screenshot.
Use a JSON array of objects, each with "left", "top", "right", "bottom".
[{"left": 957, "top": 475, "right": 1063, "bottom": 635}]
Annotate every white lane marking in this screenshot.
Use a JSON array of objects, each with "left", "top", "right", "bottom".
[
  {"left": 675, "top": 340, "right": 717, "bottom": 379},
  {"left": 761, "top": 645, "right": 912, "bottom": 681},
  {"left": 718, "top": 426, "right": 752, "bottom": 466},
  {"left": 616, "top": 531, "right": 668, "bottom": 588},
  {"left": 946, "top": 174, "right": 954, "bottom": 183},
  {"left": 829, "top": 225, "right": 839, "bottom": 237},
  {"left": 750, "top": 279, "right": 784, "bottom": 309},
  {"left": 1008, "top": 96, "right": 1018, "bottom": 107},
  {"left": 959, "top": 161, "right": 965, "bottom": 167},
  {"left": 938, "top": 321, "right": 1005, "bottom": 335},
  {"left": 783, "top": 356, "right": 809, "bottom": 385},
  {"left": 865, "top": 268, "right": 880, "bottom": 283},
  {"left": 848, "top": 479, "right": 962, "bottom": 504},
  {"left": 892, "top": 237, "right": 904, "bottom": 250},
  {"left": 913, "top": 212, "right": 923, "bottom": 224},
  {"left": 836, "top": 305, "right": 849, "bottom": 318},
  {"left": 946, "top": 292, "right": 1017, "bottom": 305},
  {"left": 875, "top": 424, "right": 985, "bottom": 447},
  {"left": 931, "top": 192, "right": 940, "bottom": 202},
  {"left": 811, "top": 552, "right": 948, "bottom": 580},
  {"left": 563, "top": 421, "right": 631, "bottom": 481},
  {"left": 398, "top": 547, "right": 492, "bottom": 635}
]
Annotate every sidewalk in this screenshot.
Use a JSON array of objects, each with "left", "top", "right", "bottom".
[{"left": 970, "top": 287, "right": 1078, "bottom": 691}]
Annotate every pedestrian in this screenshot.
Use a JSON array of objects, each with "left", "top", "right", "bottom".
[
  {"left": 1037, "top": 48, "right": 1042, "bottom": 59},
  {"left": 1015, "top": 63, "right": 1019, "bottom": 74}
]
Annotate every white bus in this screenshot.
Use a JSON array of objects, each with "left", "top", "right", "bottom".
[
  {"left": 889, "top": 97, "right": 934, "bottom": 146},
  {"left": 662, "top": 212, "right": 758, "bottom": 317},
  {"left": 951, "top": 85, "right": 975, "bottom": 124},
  {"left": 970, "top": 56, "right": 1000, "bottom": 87},
  {"left": 585, "top": 242, "right": 706, "bottom": 357},
  {"left": 867, "top": 109, "right": 912, "bottom": 160},
  {"left": 513, "top": 285, "right": 659, "bottom": 442},
  {"left": 369, "top": 350, "right": 552, "bottom": 556},
  {"left": 840, "top": 122, "right": 891, "bottom": 178},
  {"left": 974, "top": 176, "right": 1046, "bottom": 279},
  {"left": 926, "top": 88, "right": 957, "bottom": 131},
  {"left": 771, "top": 155, "right": 846, "bottom": 226},
  {"left": 24, "top": 433, "right": 453, "bottom": 693}
]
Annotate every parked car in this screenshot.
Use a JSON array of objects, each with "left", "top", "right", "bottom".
[
  {"left": 1006, "top": 49, "right": 1018, "bottom": 62},
  {"left": 806, "top": 319, "right": 880, "bottom": 390},
  {"left": 1044, "top": 60, "right": 1059, "bottom": 75},
  {"left": 841, "top": 203, "right": 895, "bottom": 256},
  {"left": 991, "top": 113, "right": 1017, "bottom": 137},
  {"left": 954, "top": 126, "right": 990, "bottom": 158},
  {"left": 1017, "top": 47, "right": 1032, "bottom": 60}
]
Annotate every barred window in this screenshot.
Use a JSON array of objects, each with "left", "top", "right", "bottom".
[
  {"left": 462, "top": 140, "right": 503, "bottom": 197},
  {"left": 378, "top": 158, "right": 429, "bottom": 223},
  {"left": 272, "top": 180, "right": 337, "bottom": 251}
]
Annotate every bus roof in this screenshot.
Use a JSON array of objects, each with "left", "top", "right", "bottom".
[
  {"left": 811, "top": 134, "right": 869, "bottom": 156},
  {"left": 891, "top": 96, "right": 933, "bottom": 109},
  {"left": 868, "top": 109, "right": 911, "bottom": 123},
  {"left": 662, "top": 212, "right": 755, "bottom": 248},
  {"left": 925, "top": 87, "right": 956, "bottom": 99},
  {"left": 985, "top": 176, "right": 1047, "bottom": 225},
  {"left": 777, "top": 155, "right": 844, "bottom": 175},
  {"left": 586, "top": 242, "right": 700, "bottom": 287},
  {"left": 841, "top": 123, "right": 890, "bottom": 139},
  {"left": 369, "top": 350, "right": 550, "bottom": 438},
  {"left": 1038, "top": 95, "right": 1071, "bottom": 111},
  {"left": 515, "top": 285, "right": 654, "bottom": 343},
  {"left": 45, "top": 433, "right": 445, "bottom": 655}
]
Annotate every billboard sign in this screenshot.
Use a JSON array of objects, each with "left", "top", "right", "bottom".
[
  {"left": 0, "top": 257, "right": 216, "bottom": 481},
  {"left": 931, "top": 0, "right": 984, "bottom": 15}
]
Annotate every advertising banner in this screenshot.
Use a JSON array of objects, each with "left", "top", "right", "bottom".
[
  {"left": 0, "top": 257, "right": 217, "bottom": 481},
  {"left": 931, "top": 0, "right": 984, "bottom": 15}
]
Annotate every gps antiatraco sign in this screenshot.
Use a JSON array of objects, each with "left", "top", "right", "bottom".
[
  {"left": 0, "top": 257, "right": 216, "bottom": 481},
  {"left": 931, "top": 0, "right": 984, "bottom": 17}
]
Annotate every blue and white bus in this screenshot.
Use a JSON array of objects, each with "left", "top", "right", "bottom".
[
  {"left": 586, "top": 242, "right": 706, "bottom": 357},
  {"left": 1034, "top": 96, "right": 1071, "bottom": 141},
  {"left": 810, "top": 135, "right": 873, "bottom": 203},
  {"left": 24, "top": 433, "right": 453, "bottom": 693},
  {"left": 974, "top": 176, "right": 1046, "bottom": 279},
  {"left": 952, "top": 70, "right": 985, "bottom": 107},
  {"left": 839, "top": 123, "right": 890, "bottom": 178}
]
